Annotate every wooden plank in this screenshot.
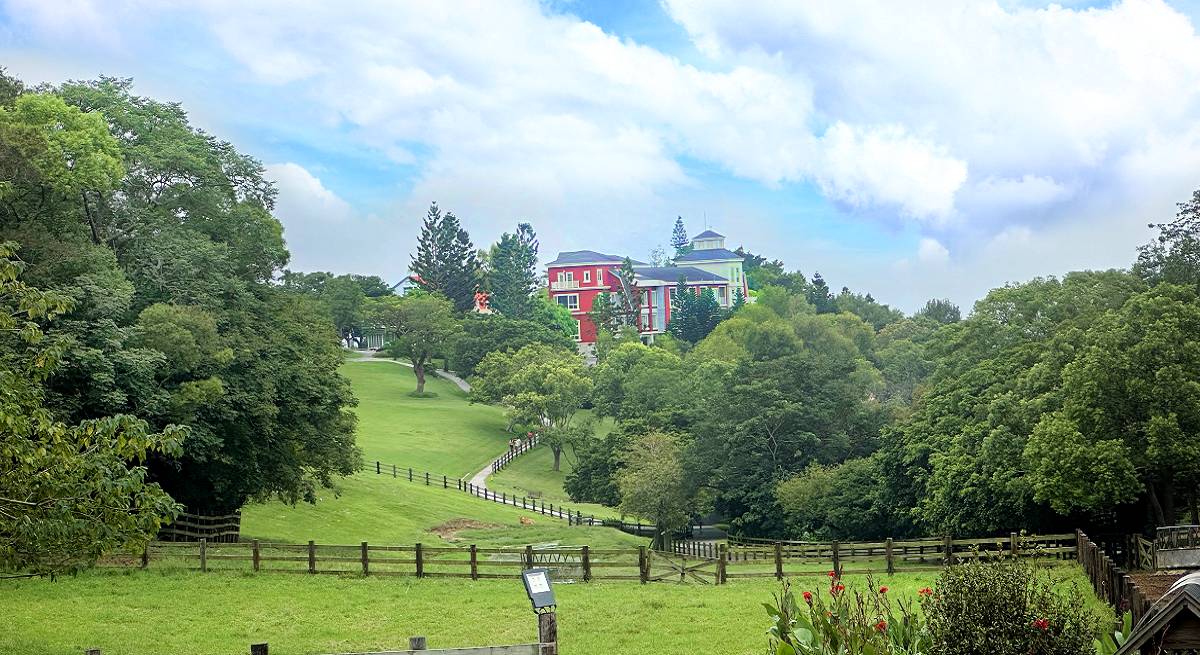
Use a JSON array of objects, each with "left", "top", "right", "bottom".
[{"left": 321, "top": 644, "right": 542, "bottom": 655}]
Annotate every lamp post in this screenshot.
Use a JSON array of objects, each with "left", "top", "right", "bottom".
[{"left": 520, "top": 568, "right": 557, "bottom": 655}]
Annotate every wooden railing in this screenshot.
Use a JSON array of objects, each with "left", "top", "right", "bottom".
[
  {"left": 157, "top": 512, "right": 241, "bottom": 542},
  {"left": 491, "top": 435, "right": 539, "bottom": 473},
  {"left": 1077, "top": 530, "right": 1151, "bottom": 624},
  {"left": 1157, "top": 524, "right": 1200, "bottom": 550},
  {"left": 372, "top": 460, "right": 602, "bottom": 526}
]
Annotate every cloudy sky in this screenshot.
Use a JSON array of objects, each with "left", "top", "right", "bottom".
[{"left": 4, "top": 0, "right": 1200, "bottom": 311}]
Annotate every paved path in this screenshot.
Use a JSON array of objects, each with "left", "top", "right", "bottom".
[{"left": 346, "top": 350, "right": 471, "bottom": 392}]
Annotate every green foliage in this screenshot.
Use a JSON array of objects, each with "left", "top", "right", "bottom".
[
  {"left": 617, "top": 431, "right": 690, "bottom": 549},
  {"left": 834, "top": 289, "right": 904, "bottom": 331},
  {"left": 0, "top": 242, "right": 183, "bottom": 575},
  {"left": 591, "top": 258, "right": 641, "bottom": 333},
  {"left": 807, "top": 273, "right": 836, "bottom": 313},
  {"left": 915, "top": 298, "right": 961, "bottom": 324},
  {"left": 766, "top": 577, "right": 929, "bottom": 655},
  {"left": 1093, "top": 612, "right": 1132, "bottom": 655},
  {"left": 670, "top": 216, "right": 691, "bottom": 260},
  {"left": 410, "top": 202, "right": 482, "bottom": 312},
  {"left": 450, "top": 313, "right": 574, "bottom": 377},
  {"left": 667, "top": 277, "right": 725, "bottom": 343},
  {"left": 372, "top": 293, "right": 462, "bottom": 394},
  {"left": 1135, "top": 188, "right": 1200, "bottom": 287},
  {"left": 564, "top": 424, "right": 635, "bottom": 506},
  {"left": 528, "top": 290, "right": 577, "bottom": 340},
  {"left": 925, "top": 560, "right": 1098, "bottom": 655},
  {"left": 486, "top": 223, "right": 539, "bottom": 318},
  {"left": 777, "top": 458, "right": 891, "bottom": 540}
]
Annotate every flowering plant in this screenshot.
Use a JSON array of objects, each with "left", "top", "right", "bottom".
[{"left": 765, "top": 574, "right": 930, "bottom": 655}]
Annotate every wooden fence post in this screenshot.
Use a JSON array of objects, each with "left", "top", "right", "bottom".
[
  {"left": 408, "top": 468, "right": 413, "bottom": 482},
  {"left": 443, "top": 475, "right": 447, "bottom": 489},
  {"left": 408, "top": 636, "right": 427, "bottom": 651},
  {"left": 361, "top": 542, "right": 369, "bottom": 576},
  {"left": 538, "top": 612, "right": 558, "bottom": 655},
  {"left": 250, "top": 643, "right": 268, "bottom": 655},
  {"left": 470, "top": 544, "right": 478, "bottom": 580},
  {"left": 200, "top": 538, "right": 208, "bottom": 573},
  {"left": 252, "top": 539, "right": 261, "bottom": 572},
  {"left": 425, "top": 472, "right": 429, "bottom": 486},
  {"left": 639, "top": 546, "right": 648, "bottom": 584},
  {"left": 1010, "top": 532, "right": 1019, "bottom": 558},
  {"left": 392, "top": 464, "right": 396, "bottom": 478},
  {"left": 85, "top": 649, "right": 101, "bottom": 655},
  {"left": 718, "top": 544, "right": 727, "bottom": 585},
  {"left": 885, "top": 538, "right": 894, "bottom": 575},
  {"left": 582, "top": 545, "right": 591, "bottom": 582},
  {"left": 943, "top": 535, "right": 953, "bottom": 566},
  {"left": 141, "top": 545, "right": 149, "bottom": 569},
  {"left": 832, "top": 541, "right": 841, "bottom": 577},
  {"left": 376, "top": 461, "right": 380, "bottom": 474},
  {"left": 415, "top": 542, "right": 424, "bottom": 578},
  {"left": 774, "top": 542, "right": 783, "bottom": 580},
  {"left": 525, "top": 545, "right": 534, "bottom": 570},
  {"left": 308, "top": 540, "right": 316, "bottom": 574}
]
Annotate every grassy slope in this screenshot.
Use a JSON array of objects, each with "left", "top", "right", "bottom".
[
  {"left": 487, "top": 412, "right": 622, "bottom": 519},
  {"left": 344, "top": 361, "right": 508, "bottom": 477},
  {"left": 240, "top": 474, "right": 642, "bottom": 548},
  {"left": 241, "top": 361, "right": 641, "bottom": 547},
  {"left": 0, "top": 564, "right": 1107, "bottom": 655}
]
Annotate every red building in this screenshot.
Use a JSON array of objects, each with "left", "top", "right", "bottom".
[{"left": 546, "top": 230, "right": 748, "bottom": 345}]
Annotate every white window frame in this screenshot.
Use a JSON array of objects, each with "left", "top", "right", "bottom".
[
  {"left": 583, "top": 270, "right": 591, "bottom": 283},
  {"left": 596, "top": 268, "right": 604, "bottom": 284},
  {"left": 557, "top": 293, "right": 580, "bottom": 311},
  {"left": 574, "top": 319, "right": 582, "bottom": 341}
]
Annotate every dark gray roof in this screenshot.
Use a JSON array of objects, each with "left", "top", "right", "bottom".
[
  {"left": 692, "top": 229, "right": 725, "bottom": 240},
  {"left": 632, "top": 266, "right": 728, "bottom": 283},
  {"left": 546, "top": 250, "right": 646, "bottom": 266},
  {"left": 674, "top": 248, "right": 742, "bottom": 262}
]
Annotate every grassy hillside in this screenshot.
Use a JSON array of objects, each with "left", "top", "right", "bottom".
[
  {"left": 343, "top": 361, "right": 508, "bottom": 477},
  {"left": 487, "top": 412, "right": 621, "bottom": 518},
  {"left": 240, "top": 474, "right": 642, "bottom": 548}
]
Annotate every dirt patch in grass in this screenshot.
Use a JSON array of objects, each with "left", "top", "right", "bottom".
[
  {"left": 1131, "top": 570, "right": 1191, "bottom": 600},
  {"left": 429, "top": 518, "right": 504, "bottom": 541}
]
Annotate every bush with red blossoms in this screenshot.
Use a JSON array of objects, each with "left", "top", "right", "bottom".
[{"left": 765, "top": 573, "right": 930, "bottom": 655}]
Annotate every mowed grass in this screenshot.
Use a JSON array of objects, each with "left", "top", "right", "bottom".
[
  {"left": 0, "top": 570, "right": 923, "bottom": 655},
  {"left": 344, "top": 361, "right": 509, "bottom": 477},
  {"left": 240, "top": 474, "right": 644, "bottom": 548}
]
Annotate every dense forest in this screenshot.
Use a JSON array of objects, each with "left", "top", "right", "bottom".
[{"left": 562, "top": 199, "right": 1200, "bottom": 541}]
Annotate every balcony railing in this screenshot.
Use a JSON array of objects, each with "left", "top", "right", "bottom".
[{"left": 551, "top": 279, "right": 581, "bottom": 291}]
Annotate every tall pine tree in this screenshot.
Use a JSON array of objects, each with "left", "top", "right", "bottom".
[
  {"left": 486, "top": 222, "right": 539, "bottom": 318},
  {"left": 411, "top": 202, "right": 482, "bottom": 312},
  {"left": 670, "top": 216, "right": 691, "bottom": 260}
]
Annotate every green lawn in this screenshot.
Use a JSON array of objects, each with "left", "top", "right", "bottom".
[
  {"left": 343, "top": 361, "right": 509, "bottom": 477},
  {"left": 0, "top": 570, "right": 917, "bottom": 655},
  {"left": 240, "top": 474, "right": 644, "bottom": 548}
]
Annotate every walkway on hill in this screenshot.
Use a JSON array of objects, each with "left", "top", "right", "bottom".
[{"left": 346, "top": 350, "right": 471, "bottom": 392}]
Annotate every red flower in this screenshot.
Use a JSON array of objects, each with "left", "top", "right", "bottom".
[
  {"left": 918, "top": 587, "right": 933, "bottom": 597},
  {"left": 878, "top": 586, "right": 889, "bottom": 594},
  {"left": 802, "top": 591, "right": 813, "bottom": 604},
  {"left": 874, "top": 620, "right": 888, "bottom": 632},
  {"left": 1032, "top": 618, "right": 1049, "bottom": 631},
  {"left": 828, "top": 570, "right": 838, "bottom": 578},
  {"left": 830, "top": 583, "right": 845, "bottom": 596}
]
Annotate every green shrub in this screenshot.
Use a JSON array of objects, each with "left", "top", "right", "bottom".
[{"left": 925, "top": 559, "right": 1098, "bottom": 655}]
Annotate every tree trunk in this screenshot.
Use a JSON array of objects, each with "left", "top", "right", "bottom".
[
  {"left": 413, "top": 360, "right": 426, "bottom": 394},
  {"left": 552, "top": 445, "right": 562, "bottom": 472},
  {"left": 1149, "top": 483, "right": 1168, "bottom": 526}
]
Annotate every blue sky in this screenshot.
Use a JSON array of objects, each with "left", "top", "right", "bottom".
[{"left": 3, "top": 0, "right": 1200, "bottom": 311}]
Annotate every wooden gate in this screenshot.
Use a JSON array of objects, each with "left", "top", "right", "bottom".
[{"left": 647, "top": 550, "right": 718, "bottom": 584}]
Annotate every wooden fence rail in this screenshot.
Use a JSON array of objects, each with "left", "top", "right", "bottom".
[
  {"left": 372, "top": 460, "right": 603, "bottom": 527},
  {"left": 157, "top": 512, "right": 241, "bottom": 543},
  {"left": 1076, "top": 529, "right": 1151, "bottom": 625},
  {"left": 491, "top": 436, "right": 540, "bottom": 473},
  {"left": 96, "top": 533, "right": 1082, "bottom": 585}
]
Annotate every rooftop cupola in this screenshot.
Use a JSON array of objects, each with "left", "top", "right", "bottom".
[{"left": 691, "top": 229, "right": 725, "bottom": 251}]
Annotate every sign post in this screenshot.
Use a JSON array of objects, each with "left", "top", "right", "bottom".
[{"left": 520, "top": 568, "right": 557, "bottom": 655}]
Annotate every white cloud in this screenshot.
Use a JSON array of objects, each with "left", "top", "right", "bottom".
[{"left": 917, "top": 237, "right": 951, "bottom": 264}]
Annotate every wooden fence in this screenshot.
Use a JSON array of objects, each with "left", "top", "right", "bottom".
[
  {"left": 157, "top": 512, "right": 241, "bottom": 543},
  {"left": 1076, "top": 530, "right": 1151, "bottom": 624},
  {"left": 372, "top": 460, "right": 603, "bottom": 526},
  {"left": 491, "top": 435, "right": 540, "bottom": 473},
  {"left": 97, "top": 532, "right": 1081, "bottom": 585}
]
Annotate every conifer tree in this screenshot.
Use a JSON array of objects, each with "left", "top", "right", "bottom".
[
  {"left": 486, "top": 223, "right": 539, "bottom": 318},
  {"left": 670, "top": 216, "right": 691, "bottom": 260},
  {"left": 411, "top": 202, "right": 482, "bottom": 312}
]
